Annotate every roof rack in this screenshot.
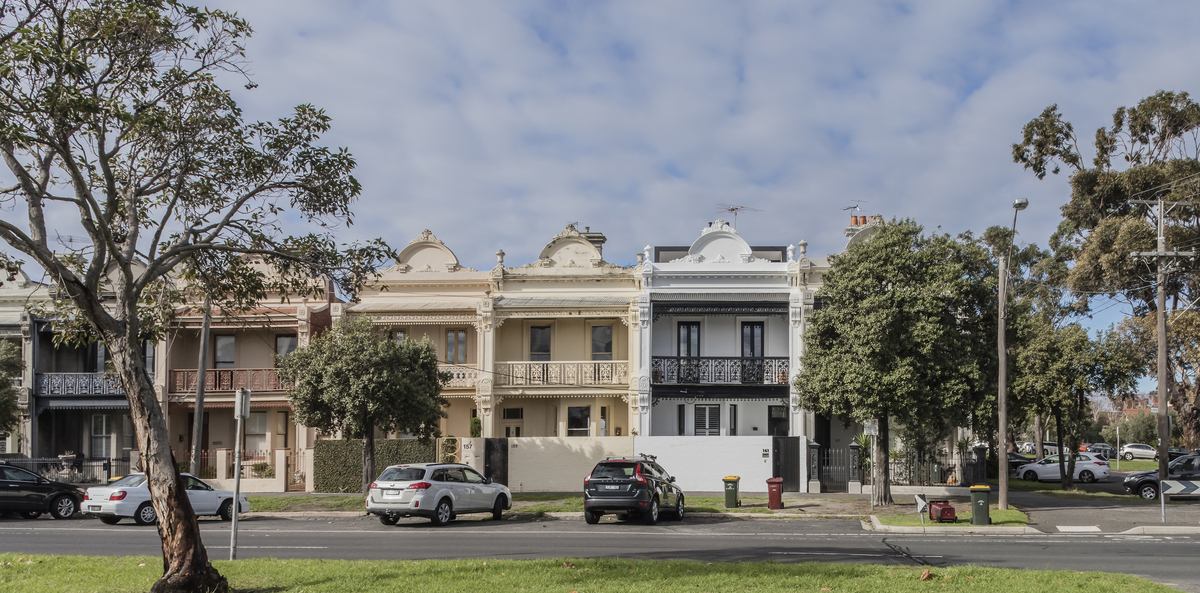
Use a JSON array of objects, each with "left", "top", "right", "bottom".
[{"left": 602, "top": 453, "right": 657, "bottom": 462}]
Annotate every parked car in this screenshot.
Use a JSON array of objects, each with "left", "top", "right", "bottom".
[
  {"left": 366, "top": 463, "right": 511, "bottom": 526},
  {"left": 1085, "top": 443, "right": 1116, "bottom": 459},
  {"left": 0, "top": 463, "right": 85, "bottom": 520},
  {"left": 583, "top": 454, "right": 684, "bottom": 526},
  {"left": 1006, "top": 452, "right": 1031, "bottom": 474},
  {"left": 1019, "top": 442, "right": 1036, "bottom": 455},
  {"left": 1156, "top": 447, "right": 1189, "bottom": 462},
  {"left": 1014, "top": 453, "right": 1111, "bottom": 483},
  {"left": 1039, "top": 442, "right": 1063, "bottom": 456},
  {"left": 82, "top": 473, "right": 248, "bottom": 525},
  {"left": 1123, "top": 455, "right": 1200, "bottom": 500},
  {"left": 1121, "top": 443, "right": 1157, "bottom": 460}
]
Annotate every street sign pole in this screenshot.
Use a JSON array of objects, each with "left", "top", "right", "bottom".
[
  {"left": 915, "top": 494, "right": 928, "bottom": 525},
  {"left": 230, "top": 387, "right": 250, "bottom": 560}
]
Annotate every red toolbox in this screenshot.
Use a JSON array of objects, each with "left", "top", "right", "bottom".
[{"left": 928, "top": 500, "right": 956, "bottom": 523}]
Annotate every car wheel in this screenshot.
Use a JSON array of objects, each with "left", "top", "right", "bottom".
[
  {"left": 99, "top": 517, "right": 121, "bottom": 525},
  {"left": 1079, "top": 470, "right": 1095, "bottom": 484},
  {"left": 1139, "top": 484, "right": 1158, "bottom": 500},
  {"left": 49, "top": 494, "right": 77, "bottom": 519},
  {"left": 18, "top": 511, "right": 41, "bottom": 520},
  {"left": 430, "top": 499, "right": 452, "bottom": 526},
  {"left": 671, "top": 495, "right": 685, "bottom": 521},
  {"left": 218, "top": 500, "right": 234, "bottom": 522},
  {"left": 1123, "top": 452, "right": 1134, "bottom": 461},
  {"left": 492, "top": 496, "right": 506, "bottom": 521},
  {"left": 584, "top": 510, "right": 601, "bottom": 525},
  {"left": 379, "top": 514, "right": 399, "bottom": 525},
  {"left": 642, "top": 498, "right": 659, "bottom": 526},
  {"left": 1023, "top": 470, "right": 1038, "bottom": 482},
  {"left": 134, "top": 502, "right": 158, "bottom": 526}
]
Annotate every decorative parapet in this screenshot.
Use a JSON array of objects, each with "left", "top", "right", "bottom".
[{"left": 439, "top": 364, "right": 479, "bottom": 388}]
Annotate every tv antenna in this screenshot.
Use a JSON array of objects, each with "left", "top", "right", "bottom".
[
  {"left": 842, "top": 200, "right": 867, "bottom": 212},
  {"left": 716, "top": 203, "right": 763, "bottom": 228}
]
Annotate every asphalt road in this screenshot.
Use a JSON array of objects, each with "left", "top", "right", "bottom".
[{"left": 2, "top": 515, "right": 1198, "bottom": 592}]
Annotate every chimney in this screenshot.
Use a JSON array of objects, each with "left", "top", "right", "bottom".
[{"left": 580, "top": 228, "right": 607, "bottom": 257}]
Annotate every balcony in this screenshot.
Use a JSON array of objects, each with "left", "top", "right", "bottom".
[
  {"left": 169, "top": 368, "right": 290, "bottom": 394},
  {"left": 439, "top": 364, "right": 479, "bottom": 388},
  {"left": 651, "top": 357, "right": 789, "bottom": 385},
  {"left": 36, "top": 373, "right": 125, "bottom": 396},
  {"left": 494, "top": 361, "right": 629, "bottom": 387}
]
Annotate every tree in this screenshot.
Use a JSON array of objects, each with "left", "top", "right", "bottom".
[
  {"left": 0, "top": 341, "right": 20, "bottom": 435},
  {"left": 1013, "top": 90, "right": 1200, "bottom": 451},
  {"left": 795, "top": 219, "right": 997, "bottom": 506},
  {"left": 0, "top": 3, "right": 391, "bottom": 591},
  {"left": 278, "top": 317, "right": 450, "bottom": 492},
  {"left": 1012, "top": 319, "right": 1139, "bottom": 488}
]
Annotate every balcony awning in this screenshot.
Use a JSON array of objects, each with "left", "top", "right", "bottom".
[
  {"left": 38, "top": 398, "right": 129, "bottom": 413},
  {"left": 652, "top": 302, "right": 787, "bottom": 318},
  {"left": 174, "top": 400, "right": 291, "bottom": 409}
]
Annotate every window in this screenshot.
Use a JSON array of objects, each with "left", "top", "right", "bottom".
[
  {"left": 143, "top": 341, "right": 156, "bottom": 380},
  {"left": 430, "top": 469, "right": 448, "bottom": 482},
  {"left": 600, "top": 406, "right": 608, "bottom": 437},
  {"left": 678, "top": 322, "right": 700, "bottom": 357},
  {"left": 567, "top": 406, "right": 591, "bottom": 437},
  {"left": 446, "top": 329, "right": 466, "bottom": 364},
  {"left": 505, "top": 426, "right": 522, "bottom": 437},
  {"left": 530, "top": 326, "right": 551, "bottom": 361},
  {"left": 695, "top": 404, "right": 720, "bottom": 436},
  {"left": 92, "top": 414, "right": 113, "bottom": 458},
  {"left": 677, "top": 404, "right": 686, "bottom": 436},
  {"left": 741, "top": 322, "right": 764, "bottom": 357},
  {"left": 464, "top": 468, "right": 486, "bottom": 484},
  {"left": 502, "top": 408, "right": 524, "bottom": 420},
  {"left": 390, "top": 329, "right": 406, "bottom": 343},
  {"left": 591, "top": 325, "right": 613, "bottom": 361},
  {"left": 729, "top": 404, "right": 738, "bottom": 436},
  {"left": 276, "top": 411, "right": 289, "bottom": 448},
  {"left": 185, "top": 477, "right": 210, "bottom": 491},
  {"left": 379, "top": 467, "right": 426, "bottom": 482},
  {"left": 245, "top": 411, "right": 267, "bottom": 452},
  {"left": 444, "top": 468, "right": 466, "bottom": 483},
  {"left": 0, "top": 433, "right": 7, "bottom": 454},
  {"left": 1, "top": 467, "right": 37, "bottom": 482},
  {"left": 214, "top": 336, "right": 235, "bottom": 369},
  {"left": 276, "top": 334, "right": 298, "bottom": 357}
]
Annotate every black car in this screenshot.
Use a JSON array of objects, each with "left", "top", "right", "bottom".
[
  {"left": 583, "top": 454, "right": 683, "bottom": 525},
  {"left": 1123, "top": 455, "right": 1200, "bottom": 500},
  {"left": 0, "top": 463, "right": 85, "bottom": 519},
  {"left": 1086, "top": 443, "right": 1116, "bottom": 459},
  {"left": 1007, "top": 451, "right": 1031, "bottom": 474},
  {"left": 1155, "top": 447, "right": 1189, "bottom": 462}
]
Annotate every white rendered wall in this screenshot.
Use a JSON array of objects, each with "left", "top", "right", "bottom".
[
  {"left": 507, "top": 436, "right": 634, "bottom": 493},
  {"left": 649, "top": 401, "right": 773, "bottom": 437},
  {"left": 634, "top": 435, "right": 775, "bottom": 493}
]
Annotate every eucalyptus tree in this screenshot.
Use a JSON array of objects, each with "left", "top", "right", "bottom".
[
  {"left": 278, "top": 317, "right": 450, "bottom": 492},
  {"left": 796, "top": 219, "right": 997, "bottom": 506},
  {"left": 1013, "top": 90, "right": 1200, "bottom": 451},
  {"left": 0, "top": 3, "right": 391, "bottom": 591}
]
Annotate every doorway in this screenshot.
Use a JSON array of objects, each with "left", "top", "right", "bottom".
[{"left": 767, "top": 405, "right": 788, "bottom": 436}]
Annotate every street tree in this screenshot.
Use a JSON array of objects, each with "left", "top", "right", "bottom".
[
  {"left": 1013, "top": 90, "right": 1200, "bottom": 451},
  {"left": 0, "top": 3, "right": 391, "bottom": 591},
  {"left": 795, "top": 219, "right": 997, "bottom": 506},
  {"left": 278, "top": 317, "right": 450, "bottom": 492},
  {"left": 0, "top": 341, "right": 20, "bottom": 435}
]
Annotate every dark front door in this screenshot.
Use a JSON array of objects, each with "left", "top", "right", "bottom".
[
  {"left": 767, "top": 405, "right": 788, "bottom": 436},
  {"left": 773, "top": 436, "right": 801, "bottom": 492},
  {"left": 187, "top": 412, "right": 210, "bottom": 454},
  {"left": 483, "top": 438, "right": 509, "bottom": 487},
  {"left": 678, "top": 322, "right": 701, "bottom": 382},
  {"left": 741, "top": 322, "right": 764, "bottom": 384}
]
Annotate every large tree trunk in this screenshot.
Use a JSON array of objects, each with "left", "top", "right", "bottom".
[
  {"left": 1169, "top": 381, "right": 1200, "bottom": 451},
  {"left": 872, "top": 417, "right": 892, "bottom": 507},
  {"left": 106, "top": 332, "right": 227, "bottom": 593},
  {"left": 1054, "top": 409, "right": 1070, "bottom": 490},
  {"left": 1033, "top": 414, "right": 1044, "bottom": 458},
  {"left": 362, "top": 422, "right": 375, "bottom": 493}
]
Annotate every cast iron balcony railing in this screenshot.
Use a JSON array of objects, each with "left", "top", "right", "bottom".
[
  {"left": 650, "top": 356, "right": 789, "bottom": 385},
  {"left": 439, "top": 364, "right": 479, "bottom": 388},
  {"left": 494, "top": 361, "right": 629, "bottom": 386},
  {"left": 169, "top": 368, "right": 291, "bottom": 394},
  {"left": 36, "top": 372, "right": 125, "bottom": 396}
]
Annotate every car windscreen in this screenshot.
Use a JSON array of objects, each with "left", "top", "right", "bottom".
[
  {"left": 592, "top": 463, "right": 637, "bottom": 479},
  {"left": 109, "top": 474, "right": 147, "bottom": 488},
  {"left": 378, "top": 467, "right": 425, "bottom": 482}
]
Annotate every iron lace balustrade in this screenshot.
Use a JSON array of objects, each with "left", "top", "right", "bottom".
[
  {"left": 438, "top": 364, "right": 479, "bottom": 388},
  {"left": 650, "top": 356, "right": 789, "bottom": 385},
  {"left": 36, "top": 373, "right": 125, "bottom": 396},
  {"left": 494, "top": 361, "right": 629, "bottom": 386},
  {"left": 168, "top": 368, "right": 291, "bottom": 393}
]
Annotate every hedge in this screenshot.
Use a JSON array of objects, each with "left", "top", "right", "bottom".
[{"left": 313, "top": 439, "right": 436, "bottom": 493}]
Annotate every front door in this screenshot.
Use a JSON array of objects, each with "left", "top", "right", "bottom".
[
  {"left": 741, "top": 322, "right": 764, "bottom": 384},
  {"left": 767, "top": 405, "right": 788, "bottom": 436}
]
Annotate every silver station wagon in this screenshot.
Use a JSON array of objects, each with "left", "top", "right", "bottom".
[{"left": 365, "top": 463, "right": 511, "bottom": 526}]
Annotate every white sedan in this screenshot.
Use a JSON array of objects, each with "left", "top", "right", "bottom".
[
  {"left": 82, "top": 473, "right": 249, "bottom": 525},
  {"left": 1015, "top": 453, "right": 1111, "bottom": 484}
]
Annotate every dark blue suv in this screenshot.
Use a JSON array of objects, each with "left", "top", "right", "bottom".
[{"left": 583, "top": 455, "right": 684, "bottom": 525}]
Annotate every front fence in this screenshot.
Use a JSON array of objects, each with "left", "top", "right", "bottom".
[
  {"left": 286, "top": 449, "right": 307, "bottom": 491},
  {"left": 6, "top": 457, "right": 130, "bottom": 485},
  {"left": 886, "top": 451, "right": 963, "bottom": 486},
  {"left": 231, "top": 449, "right": 274, "bottom": 479}
]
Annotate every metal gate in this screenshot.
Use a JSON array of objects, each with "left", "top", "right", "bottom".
[
  {"left": 286, "top": 449, "right": 306, "bottom": 491},
  {"left": 483, "top": 438, "right": 509, "bottom": 487},
  {"left": 819, "top": 447, "right": 850, "bottom": 493},
  {"left": 772, "top": 436, "right": 801, "bottom": 492}
]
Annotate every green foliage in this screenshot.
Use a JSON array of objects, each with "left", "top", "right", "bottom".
[
  {"left": 250, "top": 462, "right": 274, "bottom": 479},
  {"left": 313, "top": 439, "right": 435, "bottom": 493},
  {"left": 1101, "top": 409, "right": 1182, "bottom": 446},
  {"left": 470, "top": 417, "right": 482, "bottom": 438},
  {"left": 0, "top": 342, "right": 21, "bottom": 435},
  {"left": 440, "top": 435, "right": 459, "bottom": 463}
]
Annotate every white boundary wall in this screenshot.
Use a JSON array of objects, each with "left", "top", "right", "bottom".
[
  {"left": 634, "top": 436, "right": 777, "bottom": 493},
  {"left": 509, "top": 437, "right": 634, "bottom": 492}
]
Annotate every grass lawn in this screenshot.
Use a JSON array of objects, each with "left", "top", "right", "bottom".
[
  {"left": 0, "top": 554, "right": 1174, "bottom": 593},
  {"left": 1111, "top": 460, "right": 1159, "bottom": 472},
  {"left": 246, "top": 496, "right": 364, "bottom": 513},
  {"left": 876, "top": 504, "right": 1028, "bottom": 527}
]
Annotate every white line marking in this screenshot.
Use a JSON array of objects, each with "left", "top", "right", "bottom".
[
  {"left": 207, "top": 546, "right": 328, "bottom": 549},
  {"left": 1056, "top": 526, "right": 1102, "bottom": 532}
]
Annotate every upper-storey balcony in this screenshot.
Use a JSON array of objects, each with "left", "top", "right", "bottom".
[
  {"left": 37, "top": 372, "right": 125, "bottom": 396},
  {"left": 651, "top": 356, "right": 789, "bottom": 386},
  {"left": 494, "top": 361, "right": 629, "bottom": 387},
  {"left": 169, "top": 368, "right": 290, "bottom": 394},
  {"left": 439, "top": 363, "right": 478, "bottom": 388}
]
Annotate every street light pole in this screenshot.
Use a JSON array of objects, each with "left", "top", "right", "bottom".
[{"left": 998, "top": 198, "right": 1028, "bottom": 511}]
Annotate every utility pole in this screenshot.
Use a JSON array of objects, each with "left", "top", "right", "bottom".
[
  {"left": 189, "top": 299, "right": 212, "bottom": 476},
  {"left": 997, "top": 198, "right": 1028, "bottom": 511},
  {"left": 1130, "top": 197, "right": 1195, "bottom": 484}
]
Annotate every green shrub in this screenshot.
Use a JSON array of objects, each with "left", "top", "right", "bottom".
[
  {"left": 251, "top": 462, "right": 274, "bottom": 479},
  {"left": 313, "top": 439, "right": 436, "bottom": 493},
  {"left": 441, "top": 435, "right": 459, "bottom": 463},
  {"left": 470, "top": 417, "right": 482, "bottom": 438}
]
